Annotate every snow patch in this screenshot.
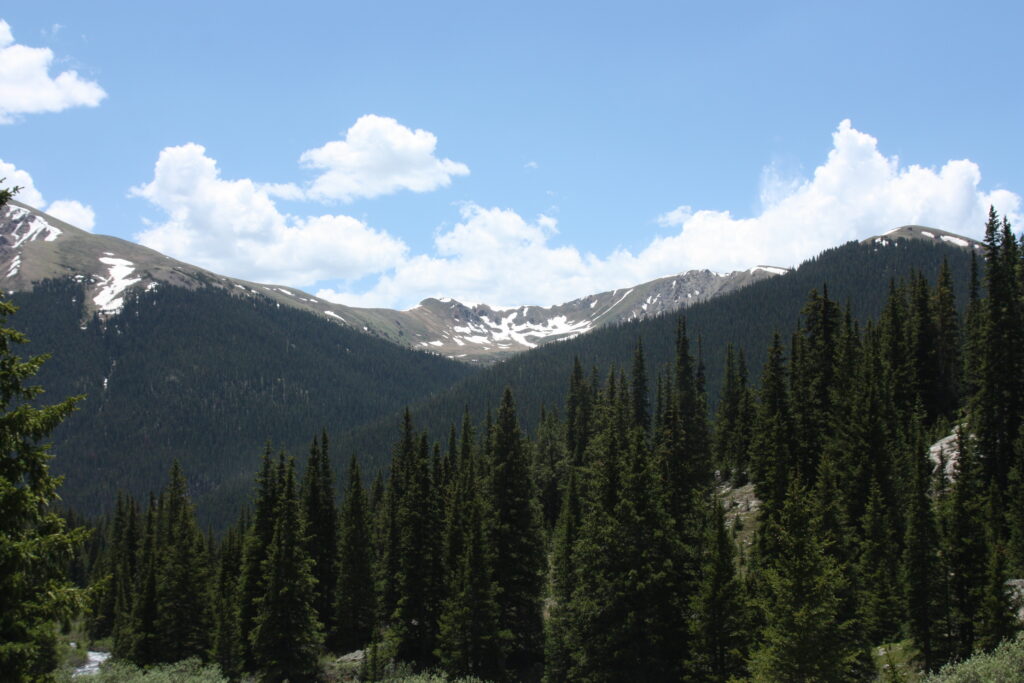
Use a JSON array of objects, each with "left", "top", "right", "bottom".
[
  {"left": 940, "top": 234, "right": 969, "bottom": 248},
  {"left": 751, "top": 265, "right": 788, "bottom": 276},
  {"left": 8, "top": 209, "right": 63, "bottom": 248},
  {"left": 93, "top": 257, "right": 142, "bottom": 314},
  {"left": 920, "top": 230, "right": 935, "bottom": 238},
  {"left": 5, "top": 255, "right": 21, "bottom": 278},
  {"left": 325, "top": 311, "right": 347, "bottom": 322}
]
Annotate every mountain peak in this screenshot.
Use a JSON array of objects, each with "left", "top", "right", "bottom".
[{"left": 862, "top": 224, "right": 983, "bottom": 251}]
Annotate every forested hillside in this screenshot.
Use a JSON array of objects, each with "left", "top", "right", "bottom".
[
  {"left": 5, "top": 224, "right": 975, "bottom": 527},
  {"left": 338, "top": 235, "right": 976, "bottom": 475},
  {"left": 9, "top": 279, "right": 475, "bottom": 524},
  {"left": 71, "top": 210, "right": 1023, "bottom": 681}
]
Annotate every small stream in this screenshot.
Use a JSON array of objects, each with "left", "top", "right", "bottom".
[{"left": 72, "top": 651, "right": 110, "bottom": 677}]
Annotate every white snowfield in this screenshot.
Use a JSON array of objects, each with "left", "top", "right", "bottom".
[
  {"left": 93, "top": 257, "right": 142, "bottom": 314},
  {"left": 7, "top": 207, "right": 63, "bottom": 248},
  {"left": 751, "top": 265, "right": 789, "bottom": 276},
  {"left": 6, "top": 254, "right": 20, "bottom": 278},
  {"left": 940, "top": 234, "right": 969, "bottom": 248}
]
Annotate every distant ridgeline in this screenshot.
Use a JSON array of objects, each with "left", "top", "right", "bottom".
[{"left": 333, "top": 234, "right": 978, "bottom": 470}]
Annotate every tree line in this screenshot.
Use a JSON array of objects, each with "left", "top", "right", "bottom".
[{"left": 79, "top": 210, "right": 1022, "bottom": 681}]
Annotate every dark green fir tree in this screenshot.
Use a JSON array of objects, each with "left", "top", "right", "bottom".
[{"left": 251, "top": 457, "right": 322, "bottom": 681}]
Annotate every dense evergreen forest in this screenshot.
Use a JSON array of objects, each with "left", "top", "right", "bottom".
[
  {"left": 4, "top": 178, "right": 1023, "bottom": 681},
  {"left": 334, "top": 236, "right": 975, "bottom": 478},
  {"left": 8, "top": 278, "right": 475, "bottom": 525},
  {"left": 32, "top": 210, "right": 1019, "bottom": 680}
]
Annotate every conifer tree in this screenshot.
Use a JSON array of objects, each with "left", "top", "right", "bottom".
[
  {"left": 672, "top": 318, "right": 712, "bottom": 497},
  {"left": 251, "top": 457, "right": 322, "bottom": 681},
  {"left": 154, "top": 461, "right": 212, "bottom": 662},
  {"left": 125, "top": 495, "right": 161, "bottom": 665},
  {"left": 975, "top": 484, "right": 1019, "bottom": 652},
  {"left": 942, "top": 432, "right": 988, "bottom": 660},
  {"left": 907, "top": 270, "right": 941, "bottom": 420},
  {"left": 789, "top": 287, "right": 841, "bottom": 482},
  {"left": 630, "top": 339, "right": 650, "bottom": 432},
  {"left": 973, "top": 209, "right": 1024, "bottom": 490},
  {"left": 532, "top": 406, "right": 567, "bottom": 531},
  {"left": 856, "top": 479, "right": 902, "bottom": 645},
  {"left": 933, "top": 259, "right": 963, "bottom": 420},
  {"left": 714, "top": 344, "right": 745, "bottom": 482},
  {"left": 565, "top": 357, "right": 593, "bottom": 467},
  {"left": 901, "top": 415, "right": 942, "bottom": 671},
  {"left": 567, "top": 406, "right": 687, "bottom": 681},
  {"left": 544, "top": 470, "right": 580, "bottom": 683},
  {"left": 1007, "top": 456, "right": 1024, "bottom": 576},
  {"left": 488, "top": 387, "right": 545, "bottom": 676},
  {"left": 442, "top": 416, "right": 475, "bottom": 598},
  {"left": 435, "top": 493, "right": 501, "bottom": 681},
  {"left": 301, "top": 432, "right": 340, "bottom": 648},
  {"left": 212, "top": 521, "right": 244, "bottom": 679},
  {"left": 0, "top": 285, "right": 88, "bottom": 680},
  {"left": 110, "top": 496, "right": 141, "bottom": 651},
  {"left": 391, "top": 432, "right": 440, "bottom": 668},
  {"left": 750, "top": 481, "right": 859, "bottom": 681},
  {"left": 748, "top": 333, "right": 794, "bottom": 520},
  {"left": 89, "top": 493, "right": 139, "bottom": 640},
  {"left": 687, "top": 501, "right": 749, "bottom": 682},
  {"left": 336, "top": 455, "right": 376, "bottom": 654},
  {"left": 236, "top": 447, "right": 280, "bottom": 672}
]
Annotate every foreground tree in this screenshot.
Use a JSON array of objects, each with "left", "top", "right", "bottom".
[
  {"left": 750, "top": 482, "right": 860, "bottom": 681},
  {"left": 251, "top": 457, "right": 322, "bottom": 680},
  {"left": 0, "top": 180, "right": 90, "bottom": 680}
]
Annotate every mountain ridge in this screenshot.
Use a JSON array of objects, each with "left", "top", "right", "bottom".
[{"left": 0, "top": 199, "right": 786, "bottom": 362}]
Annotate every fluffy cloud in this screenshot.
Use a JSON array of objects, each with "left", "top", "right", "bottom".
[
  {"left": 45, "top": 199, "right": 95, "bottom": 230},
  {"left": 318, "top": 120, "right": 1021, "bottom": 309},
  {"left": 128, "top": 120, "right": 1021, "bottom": 310},
  {"left": 0, "top": 20, "right": 106, "bottom": 123},
  {"left": 648, "top": 120, "right": 1020, "bottom": 275},
  {"left": 300, "top": 115, "right": 469, "bottom": 202},
  {"left": 131, "top": 143, "right": 407, "bottom": 286},
  {"left": 318, "top": 204, "right": 595, "bottom": 308},
  {"left": 0, "top": 158, "right": 96, "bottom": 231}
]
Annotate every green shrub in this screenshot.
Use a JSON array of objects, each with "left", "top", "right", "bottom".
[
  {"left": 925, "top": 633, "right": 1024, "bottom": 682},
  {"left": 70, "top": 657, "right": 227, "bottom": 682}
]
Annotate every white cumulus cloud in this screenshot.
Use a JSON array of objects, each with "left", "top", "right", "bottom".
[
  {"left": 131, "top": 143, "right": 407, "bottom": 286},
  {"left": 650, "top": 119, "right": 1020, "bottom": 274},
  {"left": 318, "top": 204, "right": 590, "bottom": 309},
  {"left": 300, "top": 115, "right": 469, "bottom": 202},
  {"left": 0, "top": 20, "right": 106, "bottom": 123},
  {"left": 45, "top": 199, "right": 95, "bottom": 230},
  {"left": 318, "top": 120, "right": 1021, "bottom": 309},
  {"left": 0, "top": 158, "right": 96, "bottom": 231}
]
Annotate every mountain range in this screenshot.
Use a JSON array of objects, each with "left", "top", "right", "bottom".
[
  {"left": 0, "top": 198, "right": 985, "bottom": 523},
  {"left": 2, "top": 199, "right": 792, "bottom": 362}
]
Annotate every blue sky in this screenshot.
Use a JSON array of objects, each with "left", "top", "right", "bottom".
[{"left": 2, "top": 1, "right": 1021, "bottom": 308}]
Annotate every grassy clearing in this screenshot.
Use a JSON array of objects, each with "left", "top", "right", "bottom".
[{"left": 873, "top": 639, "right": 926, "bottom": 682}]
